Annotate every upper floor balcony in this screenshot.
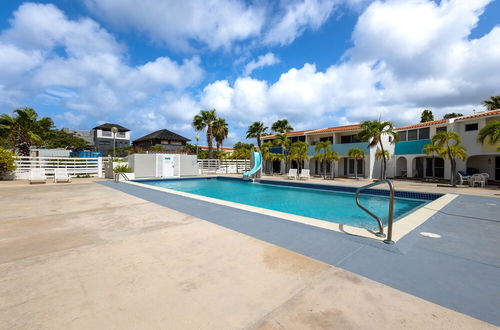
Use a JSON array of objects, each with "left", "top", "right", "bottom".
[{"left": 394, "top": 139, "right": 431, "bottom": 155}]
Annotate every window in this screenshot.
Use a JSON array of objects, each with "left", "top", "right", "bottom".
[
  {"left": 399, "top": 131, "right": 407, "bottom": 141},
  {"left": 418, "top": 127, "right": 430, "bottom": 140},
  {"left": 101, "top": 130, "right": 112, "bottom": 137},
  {"left": 340, "top": 134, "right": 359, "bottom": 144},
  {"left": 465, "top": 123, "right": 478, "bottom": 131},
  {"left": 407, "top": 129, "right": 418, "bottom": 141},
  {"left": 117, "top": 132, "right": 126, "bottom": 137},
  {"left": 99, "top": 140, "right": 110, "bottom": 145},
  {"left": 436, "top": 126, "right": 447, "bottom": 133},
  {"left": 319, "top": 136, "right": 333, "bottom": 143},
  {"left": 341, "top": 135, "right": 351, "bottom": 144}
]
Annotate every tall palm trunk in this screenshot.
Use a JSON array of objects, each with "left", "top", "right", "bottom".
[
  {"left": 379, "top": 141, "right": 387, "bottom": 179},
  {"left": 257, "top": 135, "right": 261, "bottom": 149},
  {"left": 207, "top": 125, "right": 213, "bottom": 158},
  {"left": 354, "top": 159, "right": 358, "bottom": 179},
  {"left": 432, "top": 156, "right": 435, "bottom": 181}
]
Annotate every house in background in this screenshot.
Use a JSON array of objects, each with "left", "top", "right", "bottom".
[
  {"left": 92, "top": 123, "right": 131, "bottom": 154},
  {"left": 62, "top": 128, "right": 94, "bottom": 145},
  {"left": 133, "top": 129, "right": 190, "bottom": 152}
]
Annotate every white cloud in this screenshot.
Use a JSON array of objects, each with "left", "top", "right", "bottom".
[
  {"left": 84, "top": 0, "right": 265, "bottom": 51},
  {"left": 0, "top": 2, "right": 204, "bottom": 130},
  {"left": 244, "top": 52, "right": 279, "bottom": 76},
  {"left": 264, "top": 0, "right": 336, "bottom": 45}
]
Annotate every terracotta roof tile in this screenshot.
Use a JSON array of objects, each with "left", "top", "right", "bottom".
[
  {"left": 396, "top": 119, "right": 447, "bottom": 130},
  {"left": 396, "top": 109, "right": 500, "bottom": 130},
  {"left": 305, "top": 124, "right": 361, "bottom": 134}
]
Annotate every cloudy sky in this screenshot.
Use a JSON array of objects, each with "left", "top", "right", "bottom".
[{"left": 0, "top": 0, "right": 499, "bottom": 145}]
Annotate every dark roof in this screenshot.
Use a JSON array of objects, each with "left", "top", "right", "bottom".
[
  {"left": 133, "top": 129, "right": 191, "bottom": 143},
  {"left": 93, "top": 123, "right": 130, "bottom": 132}
]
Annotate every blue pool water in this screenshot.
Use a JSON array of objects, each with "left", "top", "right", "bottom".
[{"left": 141, "top": 178, "right": 428, "bottom": 229}]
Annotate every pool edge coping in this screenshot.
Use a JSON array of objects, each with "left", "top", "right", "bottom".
[{"left": 123, "top": 179, "right": 458, "bottom": 243}]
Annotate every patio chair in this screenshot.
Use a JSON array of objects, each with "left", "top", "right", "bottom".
[
  {"left": 287, "top": 168, "right": 298, "bottom": 180},
  {"left": 457, "top": 171, "right": 470, "bottom": 185},
  {"left": 299, "top": 169, "right": 310, "bottom": 180},
  {"left": 29, "top": 168, "right": 47, "bottom": 184},
  {"left": 480, "top": 173, "right": 490, "bottom": 186},
  {"left": 54, "top": 168, "right": 72, "bottom": 183},
  {"left": 470, "top": 173, "right": 486, "bottom": 188}
]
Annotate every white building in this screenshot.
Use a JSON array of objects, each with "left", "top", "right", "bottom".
[{"left": 262, "top": 109, "right": 500, "bottom": 181}]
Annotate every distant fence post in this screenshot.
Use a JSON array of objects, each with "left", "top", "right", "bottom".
[{"left": 97, "top": 157, "right": 103, "bottom": 178}]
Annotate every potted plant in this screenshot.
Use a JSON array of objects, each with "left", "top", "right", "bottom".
[{"left": 113, "top": 164, "right": 135, "bottom": 181}]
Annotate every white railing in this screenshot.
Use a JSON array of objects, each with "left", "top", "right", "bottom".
[
  {"left": 13, "top": 156, "right": 103, "bottom": 179},
  {"left": 197, "top": 159, "right": 250, "bottom": 174}
]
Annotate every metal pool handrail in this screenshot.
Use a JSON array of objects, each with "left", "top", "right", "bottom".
[
  {"left": 355, "top": 179, "right": 395, "bottom": 244},
  {"left": 114, "top": 172, "right": 130, "bottom": 182}
]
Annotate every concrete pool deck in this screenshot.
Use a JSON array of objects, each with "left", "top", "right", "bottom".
[{"left": 0, "top": 179, "right": 499, "bottom": 329}]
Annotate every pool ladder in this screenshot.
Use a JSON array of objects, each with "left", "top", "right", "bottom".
[
  {"left": 114, "top": 172, "right": 130, "bottom": 183},
  {"left": 355, "top": 179, "right": 395, "bottom": 244}
]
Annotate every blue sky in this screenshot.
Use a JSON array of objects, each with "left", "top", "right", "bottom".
[{"left": 0, "top": 0, "right": 499, "bottom": 146}]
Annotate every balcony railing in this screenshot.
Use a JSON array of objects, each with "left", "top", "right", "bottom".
[
  {"left": 308, "top": 142, "right": 369, "bottom": 156},
  {"left": 395, "top": 139, "right": 431, "bottom": 155}
]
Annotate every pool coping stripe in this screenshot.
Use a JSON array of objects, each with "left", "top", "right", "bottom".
[{"left": 124, "top": 177, "right": 458, "bottom": 243}]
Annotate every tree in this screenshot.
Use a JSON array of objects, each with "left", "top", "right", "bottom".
[
  {"left": 375, "top": 149, "right": 390, "bottom": 179},
  {"left": 271, "top": 119, "right": 293, "bottom": 133},
  {"left": 246, "top": 121, "right": 268, "bottom": 149},
  {"left": 357, "top": 120, "right": 398, "bottom": 179},
  {"left": 347, "top": 147, "right": 365, "bottom": 179},
  {"left": 43, "top": 129, "right": 89, "bottom": 149},
  {"left": 423, "top": 143, "right": 441, "bottom": 181},
  {"left": 325, "top": 150, "right": 340, "bottom": 178},
  {"left": 0, "top": 147, "right": 16, "bottom": 179},
  {"left": 273, "top": 133, "right": 291, "bottom": 173},
  {"left": 231, "top": 142, "right": 254, "bottom": 159},
  {"left": 212, "top": 117, "right": 228, "bottom": 151},
  {"left": 260, "top": 141, "right": 273, "bottom": 174},
  {"left": 289, "top": 141, "right": 309, "bottom": 172},
  {"left": 477, "top": 120, "right": 500, "bottom": 151},
  {"left": 481, "top": 95, "right": 500, "bottom": 111},
  {"left": 148, "top": 145, "right": 164, "bottom": 152},
  {"left": 192, "top": 109, "right": 217, "bottom": 158},
  {"left": 312, "top": 141, "right": 331, "bottom": 178},
  {"left": 443, "top": 113, "right": 463, "bottom": 119},
  {"left": 420, "top": 109, "right": 434, "bottom": 123},
  {"left": 431, "top": 131, "right": 467, "bottom": 187},
  {"left": 0, "top": 107, "right": 54, "bottom": 156}
]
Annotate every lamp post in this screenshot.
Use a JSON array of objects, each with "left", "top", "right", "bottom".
[
  {"left": 195, "top": 135, "right": 200, "bottom": 158},
  {"left": 111, "top": 126, "right": 118, "bottom": 158}
]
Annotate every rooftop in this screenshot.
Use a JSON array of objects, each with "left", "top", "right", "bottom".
[
  {"left": 133, "top": 129, "right": 190, "bottom": 143},
  {"left": 396, "top": 109, "right": 500, "bottom": 130},
  {"left": 93, "top": 123, "right": 130, "bottom": 132}
]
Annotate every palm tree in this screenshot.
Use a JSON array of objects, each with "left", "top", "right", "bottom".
[
  {"left": 431, "top": 131, "right": 467, "bottom": 187},
  {"left": 477, "top": 120, "right": 500, "bottom": 151},
  {"left": 325, "top": 150, "right": 340, "bottom": 179},
  {"left": 260, "top": 141, "right": 273, "bottom": 174},
  {"left": 212, "top": 117, "right": 228, "bottom": 151},
  {"left": 289, "top": 141, "right": 309, "bottom": 172},
  {"left": 375, "top": 149, "right": 390, "bottom": 179},
  {"left": 423, "top": 143, "right": 441, "bottom": 181},
  {"left": 481, "top": 95, "right": 500, "bottom": 111},
  {"left": 271, "top": 119, "right": 293, "bottom": 133},
  {"left": 192, "top": 109, "right": 217, "bottom": 158},
  {"left": 347, "top": 147, "right": 365, "bottom": 179},
  {"left": 246, "top": 121, "right": 268, "bottom": 149},
  {"left": 357, "top": 120, "right": 398, "bottom": 179},
  {"left": 273, "top": 133, "right": 291, "bottom": 173},
  {"left": 420, "top": 109, "right": 434, "bottom": 122},
  {"left": 312, "top": 141, "right": 331, "bottom": 178},
  {"left": 0, "top": 107, "right": 53, "bottom": 156}
]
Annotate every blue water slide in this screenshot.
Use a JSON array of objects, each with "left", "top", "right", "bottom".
[{"left": 243, "top": 151, "right": 262, "bottom": 180}]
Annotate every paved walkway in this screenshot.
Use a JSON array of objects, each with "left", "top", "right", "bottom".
[{"left": 0, "top": 179, "right": 498, "bottom": 329}]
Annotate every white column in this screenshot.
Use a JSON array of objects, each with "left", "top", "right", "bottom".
[{"left": 97, "top": 157, "right": 103, "bottom": 178}]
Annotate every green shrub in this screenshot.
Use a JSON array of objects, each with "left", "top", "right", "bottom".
[
  {"left": 0, "top": 147, "right": 16, "bottom": 178},
  {"left": 113, "top": 164, "right": 131, "bottom": 173}
]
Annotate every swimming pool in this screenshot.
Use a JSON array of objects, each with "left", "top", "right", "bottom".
[{"left": 138, "top": 177, "right": 436, "bottom": 230}]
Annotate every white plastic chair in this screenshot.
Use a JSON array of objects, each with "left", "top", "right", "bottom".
[
  {"left": 29, "top": 168, "right": 47, "bottom": 184},
  {"left": 457, "top": 172, "right": 470, "bottom": 185},
  {"left": 480, "top": 173, "right": 489, "bottom": 186},
  {"left": 470, "top": 174, "right": 486, "bottom": 187},
  {"left": 287, "top": 168, "right": 298, "bottom": 180},
  {"left": 54, "top": 168, "right": 72, "bottom": 183},
  {"left": 299, "top": 169, "right": 310, "bottom": 180}
]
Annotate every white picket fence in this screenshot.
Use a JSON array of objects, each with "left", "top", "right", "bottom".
[
  {"left": 197, "top": 159, "right": 250, "bottom": 174},
  {"left": 13, "top": 156, "right": 103, "bottom": 179}
]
